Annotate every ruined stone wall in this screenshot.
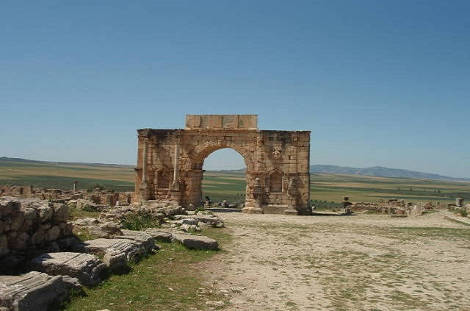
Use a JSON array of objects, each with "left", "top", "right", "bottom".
[
  {"left": 0, "top": 185, "right": 34, "bottom": 198},
  {"left": 0, "top": 185, "right": 134, "bottom": 207},
  {"left": 0, "top": 197, "right": 73, "bottom": 270},
  {"left": 135, "top": 114, "right": 311, "bottom": 215},
  {"left": 350, "top": 199, "right": 436, "bottom": 216}
]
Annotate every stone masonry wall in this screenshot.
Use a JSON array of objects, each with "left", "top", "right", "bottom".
[{"left": 0, "top": 196, "right": 73, "bottom": 271}]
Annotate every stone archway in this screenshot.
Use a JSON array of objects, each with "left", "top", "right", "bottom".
[{"left": 135, "top": 114, "right": 311, "bottom": 215}]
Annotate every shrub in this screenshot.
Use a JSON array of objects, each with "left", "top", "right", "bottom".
[{"left": 120, "top": 212, "right": 161, "bottom": 230}]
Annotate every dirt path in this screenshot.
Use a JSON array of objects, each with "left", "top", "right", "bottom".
[{"left": 203, "top": 212, "right": 470, "bottom": 311}]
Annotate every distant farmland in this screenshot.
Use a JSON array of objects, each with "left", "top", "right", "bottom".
[
  {"left": 1, "top": 158, "right": 469, "bottom": 204},
  {"left": 0, "top": 158, "right": 135, "bottom": 191},
  {"left": 204, "top": 171, "right": 470, "bottom": 204}
]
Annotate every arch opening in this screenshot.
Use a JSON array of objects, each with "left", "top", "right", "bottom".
[{"left": 200, "top": 148, "right": 247, "bottom": 208}]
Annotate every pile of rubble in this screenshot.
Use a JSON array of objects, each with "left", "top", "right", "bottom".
[
  {"left": 0, "top": 196, "right": 224, "bottom": 310},
  {"left": 99, "top": 200, "right": 184, "bottom": 224},
  {"left": 167, "top": 212, "right": 225, "bottom": 232},
  {"left": 71, "top": 200, "right": 224, "bottom": 238}
]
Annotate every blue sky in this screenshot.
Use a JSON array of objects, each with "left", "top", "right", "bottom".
[{"left": 1, "top": 0, "right": 469, "bottom": 177}]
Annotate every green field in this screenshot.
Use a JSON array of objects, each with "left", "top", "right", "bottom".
[
  {"left": 0, "top": 159, "right": 135, "bottom": 192},
  {"left": 203, "top": 171, "right": 470, "bottom": 204},
  {"left": 1, "top": 159, "right": 469, "bottom": 204}
]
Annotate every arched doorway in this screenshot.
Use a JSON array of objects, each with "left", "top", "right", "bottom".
[
  {"left": 199, "top": 148, "right": 247, "bottom": 208},
  {"left": 186, "top": 143, "right": 255, "bottom": 210}
]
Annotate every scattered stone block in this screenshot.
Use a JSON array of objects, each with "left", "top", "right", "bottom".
[
  {"left": 172, "top": 234, "right": 219, "bottom": 250},
  {"left": 0, "top": 271, "right": 81, "bottom": 311},
  {"left": 81, "top": 234, "right": 155, "bottom": 271},
  {"left": 30, "top": 252, "right": 107, "bottom": 286},
  {"left": 83, "top": 238, "right": 142, "bottom": 261},
  {"left": 174, "top": 214, "right": 224, "bottom": 228},
  {"left": 180, "top": 223, "right": 200, "bottom": 232},
  {"left": 144, "top": 229, "right": 172, "bottom": 243},
  {"left": 181, "top": 218, "right": 198, "bottom": 226},
  {"left": 117, "top": 230, "right": 157, "bottom": 253}
]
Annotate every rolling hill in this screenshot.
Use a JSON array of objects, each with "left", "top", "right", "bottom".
[{"left": 309, "top": 165, "right": 469, "bottom": 182}]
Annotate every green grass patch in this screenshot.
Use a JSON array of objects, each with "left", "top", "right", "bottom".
[
  {"left": 120, "top": 212, "right": 162, "bottom": 231},
  {"left": 74, "top": 228, "right": 101, "bottom": 242},
  {"left": 63, "top": 228, "right": 231, "bottom": 311},
  {"left": 69, "top": 207, "right": 101, "bottom": 220}
]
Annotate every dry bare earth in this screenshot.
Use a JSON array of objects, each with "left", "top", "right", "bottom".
[{"left": 204, "top": 212, "right": 470, "bottom": 311}]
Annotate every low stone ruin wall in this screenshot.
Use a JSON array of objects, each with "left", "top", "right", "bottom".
[
  {"left": 0, "top": 196, "right": 73, "bottom": 273},
  {"left": 0, "top": 185, "right": 34, "bottom": 198},
  {"left": 350, "top": 199, "right": 436, "bottom": 216},
  {"left": 0, "top": 185, "right": 134, "bottom": 207}
]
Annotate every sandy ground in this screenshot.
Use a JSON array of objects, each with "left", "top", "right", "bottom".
[{"left": 202, "top": 211, "right": 470, "bottom": 311}]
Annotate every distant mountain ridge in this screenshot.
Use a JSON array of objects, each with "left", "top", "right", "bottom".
[{"left": 310, "top": 165, "right": 469, "bottom": 182}]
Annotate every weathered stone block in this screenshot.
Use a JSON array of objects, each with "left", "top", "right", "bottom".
[
  {"left": 117, "top": 230, "right": 156, "bottom": 253},
  {"left": 12, "top": 233, "right": 29, "bottom": 250},
  {"left": 30, "top": 252, "right": 107, "bottom": 286},
  {"left": 30, "top": 229, "right": 45, "bottom": 246},
  {"left": 37, "top": 205, "right": 53, "bottom": 223},
  {"left": 0, "top": 271, "right": 81, "bottom": 311},
  {"left": 46, "top": 226, "right": 61, "bottom": 242},
  {"left": 52, "top": 203, "right": 69, "bottom": 222},
  {"left": 102, "top": 249, "right": 127, "bottom": 272},
  {"left": 9, "top": 215, "right": 24, "bottom": 232},
  {"left": 144, "top": 229, "right": 172, "bottom": 243},
  {"left": 82, "top": 238, "right": 144, "bottom": 262},
  {"left": 0, "top": 197, "right": 21, "bottom": 217},
  {"left": 172, "top": 234, "right": 218, "bottom": 250}
]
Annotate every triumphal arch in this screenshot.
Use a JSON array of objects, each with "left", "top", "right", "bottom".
[{"left": 135, "top": 115, "right": 311, "bottom": 215}]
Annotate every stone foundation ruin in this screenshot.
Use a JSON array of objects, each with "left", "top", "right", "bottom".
[
  {"left": 135, "top": 115, "right": 311, "bottom": 215},
  {"left": 0, "top": 185, "right": 134, "bottom": 207},
  {"left": 0, "top": 193, "right": 225, "bottom": 310}
]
